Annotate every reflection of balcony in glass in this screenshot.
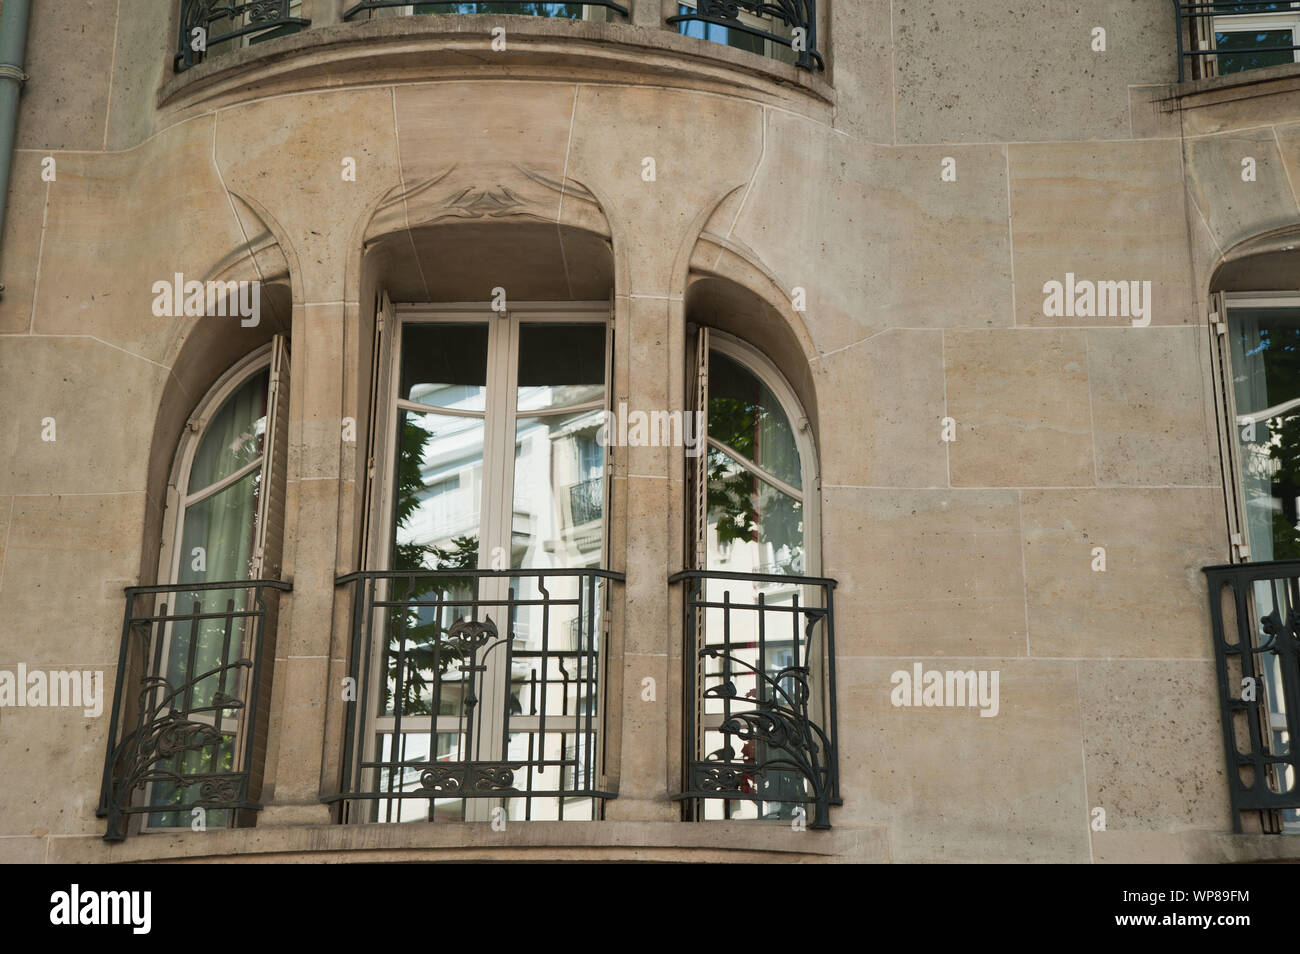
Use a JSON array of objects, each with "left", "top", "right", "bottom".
[{"left": 568, "top": 476, "right": 603, "bottom": 526}]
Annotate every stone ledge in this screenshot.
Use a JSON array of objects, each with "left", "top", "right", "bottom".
[
  {"left": 156, "top": 15, "right": 834, "bottom": 120},
  {"left": 39, "top": 821, "right": 884, "bottom": 864},
  {"left": 1161, "top": 61, "right": 1300, "bottom": 134},
  {"left": 1094, "top": 829, "right": 1300, "bottom": 864}
]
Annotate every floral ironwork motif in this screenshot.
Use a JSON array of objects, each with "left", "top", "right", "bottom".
[
  {"left": 99, "top": 582, "right": 288, "bottom": 841},
  {"left": 418, "top": 763, "right": 520, "bottom": 795},
  {"left": 673, "top": 570, "right": 840, "bottom": 829}
]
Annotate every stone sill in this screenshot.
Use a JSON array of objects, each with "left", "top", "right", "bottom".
[
  {"left": 1166, "top": 60, "right": 1300, "bottom": 111},
  {"left": 156, "top": 14, "right": 835, "bottom": 119},
  {"left": 44, "top": 821, "right": 881, "bottom": 864}
]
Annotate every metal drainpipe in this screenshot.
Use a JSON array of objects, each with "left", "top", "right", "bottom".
[{"left": 0, "top": 0, "right": 33, "bottom": 299}]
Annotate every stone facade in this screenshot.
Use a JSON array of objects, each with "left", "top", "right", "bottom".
[{"left": 0, "top": 0, "right": 1295, "bottom": 863}]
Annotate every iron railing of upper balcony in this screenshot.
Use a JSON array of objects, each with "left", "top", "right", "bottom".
[
  {"left": 175, "top": 1, "right": 311, "bottom": 72},
  {"left": 330, "top": 567, "right": 622, "bottom": 823},
  {"left": 569, "top": 475, "right": 603, "bottom": 526},
  {"left": 98, "top": 579, "right": 290, "bottom": 841},
  {"left": 1204, "top": 560, "right": 1300, "bottom": 833},
  {"left": 342, "top": 2, "right": 629, "bottom": 22},
  {"left": 670, "top": 568, "right": 840, "bottom": 829},
  {"left": 669, "top": 1, "right": 822, "bottom": 71},
  {"left": 1173, "top": 1, "right": 1300, "bottom": 81}
]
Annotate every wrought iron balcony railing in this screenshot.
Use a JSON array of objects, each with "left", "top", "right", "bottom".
[
  {"left": 669, "top": 1, "right": 822, "bottom": 71},
  {"left": 670, "top": 568, "right": 840, "bottom": 828},
  {"left": 175, "top": 1, "right": 311, "bottom": 72},
  {"left": 98, "top": 579, "right": 290, "bottom": 841},
  {"left": 1205, "top": 560, "right": 1300, "bottom": 833},
  {"left": 331, "top": 567, "right": 622, "bottom": 823},
  {"left": 342, "top": 2, "right": 629, "bottom": 21},
  {"left": 1173, "top": 1, "right": 1300, "bottom": 81}
]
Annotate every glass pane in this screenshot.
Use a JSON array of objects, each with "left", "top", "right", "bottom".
[
  {"left": 708, "top": 350, "right": 801, "bottom": 490},
  {"left": 153, "top": 470, "right": 262, "bottom": 828},
  {"left": 517, "top": 323, "right": 606, "bottom": 412},
  {"left": 512, "top": 409, "right": 606, "bottom": 567},
  {"left": 401, "top": 323, "right": 490, "bottom": 411},
  {"left": 1228, "top": 305, "right": 1300, "bottom": 808},
  {"left": 706, "top": 446, "right": 803, "bottom": 577},
  {"left": 392, "top": 410, "right": 485, "bottom": 570},
  {"left": 675, "top": 3, "right": 796, "bottom": 64},
  {"left": 1215, "top": 28, "right": 1297, "bottom": 72},
  {"left": 188, "top": 369, "right": 268, "bottom": 494},
  {"left": 179, "top": 470, "right": 261, "bottom": 586},
  {"left": 1228, "top": 306, "right": 1300, "bottom": 562}
]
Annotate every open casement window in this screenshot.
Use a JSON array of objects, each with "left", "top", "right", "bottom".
[
  {"left": 1196, "top": 2, "right": 1300, "bottom": 76},
  {"left": 351, "top": 302, "right": 613, "bottom": 823},
  {"left": 1210, "top": 292, "right": 1300, "bottom": 833},
  {"left": 139, "top": 338, "right": 290, "bottom": 833},
  {"left": 681, "top": 328, "right": 837, "bottom": 826}
]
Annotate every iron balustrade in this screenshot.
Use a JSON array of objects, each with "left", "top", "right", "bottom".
[
  {"left": 98, "top": 579, "right": 290, "bottom": 841},
  {"left": 669, "top": 1, "right": 822, "bottom": 71},
  {"left": 343, "top": 2, "right": 629, "bottom": 20},
  {"left": 331, "top": 568, "right": 622, "bottom": 823},
  {"left": 670, "top": 568, "right": 840, "bottom": 828},
  {"left": 1204, "top": 560, "right": 1300, "bottom": 832},
  {"left": 175, "top": 0, "right": 311, "bottom": 72},
  {"left": 1173, "top": 1, "right": 1300, "bottom": 81}
]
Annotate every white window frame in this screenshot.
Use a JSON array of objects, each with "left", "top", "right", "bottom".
[
  {"left": 1215, "top": 291, "right": 1300, "bottom": 832},
  {"left": 362, "top": 300, "right": 613, "bottom": 823},
  {"left": 703, "top": 330, "right": 821, "bottom": 579},
  {"left": 141, "top": 342, "right": 286, "bottom": 835},
  {"left": 1210, "top": 5, "right": 1300, "bottom": 69}
]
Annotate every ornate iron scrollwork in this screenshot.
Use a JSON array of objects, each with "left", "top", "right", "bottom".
[
  {"left": 673, "top": 570, "right": 840, "bottom": 829},
  {"left": 99, "top": 581, "right": 288, "bottom": 841},
  {"left": 418, "top": 762, "right": 521, "bottom": 795},
  {"left": 175, "top": 0, "right": 310, "bottom": 72}
]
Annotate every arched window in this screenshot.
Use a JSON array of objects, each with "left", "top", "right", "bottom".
[
  {"left": 700, "top": 332, "right": 814, "bottom": 578},
  {"left": 681, "top": 327, "right": 836, "bottom": 828},
  {"left": 133, "top": 339, "right": 291, "bottom": 834}
]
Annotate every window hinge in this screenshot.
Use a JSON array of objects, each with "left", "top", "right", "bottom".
[
  {"left": 1231, "top": 533, "right": 1251, "bottom": 561},
  {"left": 1210, "top": 310, "right": 1226, "bottom": 335}
]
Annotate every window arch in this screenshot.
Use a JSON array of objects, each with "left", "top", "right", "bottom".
[{"left": 697, "top": 329, "right": 819, "bottom": 579}]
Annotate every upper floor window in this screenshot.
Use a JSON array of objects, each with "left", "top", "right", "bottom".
[{"left": 1178, "top": 1, "right": 1300, "bottom": 79}]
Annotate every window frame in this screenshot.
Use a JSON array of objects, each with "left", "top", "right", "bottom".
[
  {"left": 702, "top": 329, "right": 821, "bottom": 579},
  {"left": 359, "top": 299, "right": 613, "bottom": 823},
  {"left": 1210, "top": 5, "right": 1300, "bottom": 72},
  {"left": 141, "top": 342, "right": 286, "bottom": 835}
]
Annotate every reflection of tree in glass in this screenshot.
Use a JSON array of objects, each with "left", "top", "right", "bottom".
[
  {"left": 387, "top": 417, "right": 481, "bottom": 717},
  {"left": 706, "top": 395, "right": 802, "bottom": 565}
]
